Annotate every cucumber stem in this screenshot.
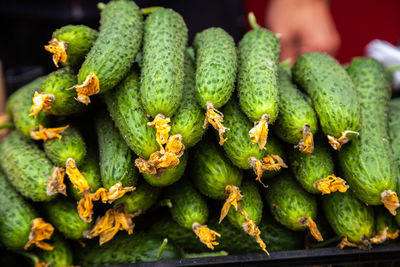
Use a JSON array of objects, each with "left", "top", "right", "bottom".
[
  {"left": 248, "top": 12, "right": 260, "bottom": 30},
  {"left": 183, "top": 251, "right": 229, "bottom": 258},
  {"left": 0, "top": 122, "right": 15, "bottom": 130},
  {"left": 141, "top": 6, "right": 162, "bottom": 15},
  {"left": 387, "top": 65, "right": 400, "bottom": 75},
  {"left": 156, "top": 238, "right": 168, "bottom": 261}
]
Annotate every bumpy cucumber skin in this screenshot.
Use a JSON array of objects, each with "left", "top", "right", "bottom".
[
  {"left": 227, "top": 179, "right": 262, "bottom": 228},
  {"left": 142, "top": 150, "right": 188, "bottom": 187},
  {"left": 78, "top": 0, "right": 143, "bottom": 93},
  {"left": 292, "top": 52, "right": 360, "bottom": 138},
  {"left": 273, "top": 68, "right": 318, "bottom": 144},
  {"left": 43, "top": 126, "right": 87, "bottom": 167},
  {"left": 166, "top": 180, "right": 208, "bottom": 230},
  {"left": 40, "top": 68, "right": 84, "bottom": 116},
  {"left": 193, "top": 27, "right": 237, "bottom": 109},
  {"left": 6, "top": 76, "right": 47, "bottom": 119},
  {"left": 288, "top": 141, "right": 334, "bottom": 194},
  {"left": 191, "top": 139, "right": 242, "bottom": 200},
  {"left": 0, "top": 169, "right": 37, "bottom": 250},
  {"left": 52, "top": 25, "right": 98, "bottom": 69},
  {"left": 36, "top": 234, "right": 74, "bottom": 267},
  {"left": 389, "top": 99, "right": 400, "bottom": 226},
  {"left": 115, "top": 180, "right": 161, "bottom": 214},
  {"left": 0, "top": 131, "right": 54, "bottom": 201},
  {"left": 76, "top": 232, "right": 179, "bottom": 266},
  {"left": 261, "top": 134, "right": 286, "bottom": 179},
  {"left": 42, "top": 197, "right": 91, "bottom": 240},
  {"left": 170, "top": 50, "right": 206, "bottom": 148},
  {"left": 12, "top": 79, "right": 50, "bottom": 138},
  {"left": 339, "top": 57, "right": 396, "bottom": 205},
  {"left": 221, "top": 100, "right": 264, "bottom": 170},
  {"left": 95, "top": 112, "right": 138, "bottom": 189},
  {"left": 105, "top": 71, "right": 159, "bottom": 159},
  {"left": 238, "top": 27, "right": 280, "bottom": 123},
  {"left": 140, "top": 8, "right": 187, "bottom": 118},
  {"left": 375, "top": 206, "right": 398, "bottom": 237},
  {"left": 322, "top": 191, "right": 374, "bottom": 243},
  {"left": 265, "top": 171, "right": 317, "bottom": 231}
]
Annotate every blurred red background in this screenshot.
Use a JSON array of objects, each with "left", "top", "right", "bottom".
[{"left": 244, "top": 0, "right": 400, "bottom": 64}]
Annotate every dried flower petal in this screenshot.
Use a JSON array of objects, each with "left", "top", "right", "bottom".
[
  {"left": 46, "top": 167, "right": 67, "bottom": 196},
  {"left": 249, "top": 114, "right": 269, "bottom": 150},
  {"left": 313, "top": 174, "right": 349, "bottom": 195},
  {"left": 29, "top": 92, "right": 54, "bottom": 119},
  {"left": 30, "top": 125, "right": 69, "bottom": 141},
  {"left": 219, "top": 185, "right": 242, "bottom": 223},
  {"left": 24, "top": 218, "right": 54, "bottom": 251},
  {"left": 71, "top": 73, "right": 100, "bottom": 105},
  {"left": 204, "top": 102, "right": 229, "bottom": 145},
  {"left": 294, "top": 124, "right": 314, "bottom": 154},
  {"left": 192, "top": 222, "right": 221, "bottom": 250},
  {"left": 44, "top": 38, "right": 67, "bottom": 68}
]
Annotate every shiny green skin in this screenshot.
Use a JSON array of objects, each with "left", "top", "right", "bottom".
[
  {"left": 193, "top": 27, "right": 237, "bottom": 109},
  {"left": 191, "top": 139, "right": 242, "bottom": 200},
  {"left": 95, "top": 111, "right": 138, "bottom": 189},
  {"left": 150, "top": 214, "right": 303, "bottom": 254},
  {"left": 115, "top": 180, "right": 161, "bottom": 214},
  {"left": 42, "top": 197, "right": 91, "bottom": 240},
  {"left": 375, "top": 206, "right": 398, "bottom": 237},
  {"left": 265, "top": 171, "right": 317, "bottom": 231},
  {"left": 143, "top": 151, "right": 188, "bottom": 187},
  {"left": 36, "top": 234, "right": 74, "bottom": 267},
  {"left": 339, "top": 57, "right": 396, "bottom": 205},
  {"left": 261, "top": 134, "right": 287, "bottom": 179},
  {"left": 105, "top": 71, "right": 158, "bottom": 159},
  {"left": 292, "top": 52, "right": 360, "bottom": 138},
  {"left": 238, "top": 27, "right": 280, "bottom": 123},
  {"left": 12, "top": 79, "right": 50, "bottom": 138},
  {"left": 221, "top": 100, "right": 264, "bottom": 170},
  {"left": 288, "top": 141, "right": 334, "bottom": 194},
  {"left": 0, "top": 169, "right": 37, "bottom": 250},
  {"left": 52, "top": 25, "right": 98, "bottom": 69},
  {"left": 0, "top": 131, "right": 54, "bottom": 201},
  {"left": 43, "top": 126, "right": 86, "bottom": 167},
  {"left": 170, "top": 51, "right": 206, "bottom": 148},
  {"left": 68, "top": 148, "right": 102, "bottom": 200},
  {"left": 77, "top": 0, "right": 143, "bottom": 93},
  {"left": 75, "top": 232, "right": 179, "bottom": 266},
  {"left": 227, "top": 179, "right": 262, "bottom": 228},
  {"left": 322, "top": 191, "right": 374, "bottom": 243},
  {"left": 140, "top": 8, "right": 187, "bottom": 118},
  {"left": 40, "top": 68, "right": 84, "bottom": 116},
  {"left": 6, "top": 76, "right": 47, "bottom": 119},
  {"left": 166, "top": 180, "right": 208, "bottom": 230},
  {"left": 273, "top": 68, "right": 318, "bottom": 144}
]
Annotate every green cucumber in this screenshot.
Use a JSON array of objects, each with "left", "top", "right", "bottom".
[
  {"left": 75, "top": 232, "right": 179, "bottom": 266},
  {"left": 36, "top": 234, "right": 74, "bottom": 267},
  {"left": 43, "top": 125, "right": 86, "bottom": 167},
  {"left": 322, "top": 191, "right": 374, "bottom": 245},
  {"left": 0, "top": 131, "right": 54, "bottom": 201},
  {"left": 115, "top": 180, "right": 161, "bottom": 214},
  {"left": 292, "top": 52, "right": 360, "bottom": 148},
  {"left": 140, "top": 8, "right": 188, "bottom": 118},
  {"left": 237, "top": 15, "right": 280, "bottom": 125},
  {"left": 339, "top": 57, "right": 397, "bottom": 206},
  {"left": 49, "top": 25, "right": 98, "bottom": 69},
  {"left": 95, "top": 111, "right": 138, "bottom": 189},
  {"left": 273, "top": 67, "right": 318, "bottom": 148},
  {"left": 0, "top": 169, "right": 37, "bottom": 249},
  {"left": 389, "top": 98, "right": 400, "bottom": 226},
  {"left": 193, "top": 27, "right": 237, "bottom": 109},
  {"left": 42, "top": 197, "right": 92, "bottom": 240},
  {"left": 142, "top": 150, "right": 188, "bottom": 187},
  {"left": 191, "top": 139, "right": 242, "bottom": 200},
  {"left": 77, "top": 0, "right": 143, "bottom": 93},
  {"left": 105, "top": 71, "right": 159, "bottom": 159},
  {"left": 170, "top": 50, "right": 206, "bottom": 148},
  {"left": 375, "top": 206, "right": 399, "bottom": 242}
]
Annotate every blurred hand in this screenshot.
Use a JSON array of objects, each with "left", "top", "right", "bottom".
[{"left": 266, "top": 0, "right": 340, "bottom": 63}]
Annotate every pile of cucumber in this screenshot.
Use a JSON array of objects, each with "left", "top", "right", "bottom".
[{"left": 1, "top": 0, "right": 400, "bottom": 266}]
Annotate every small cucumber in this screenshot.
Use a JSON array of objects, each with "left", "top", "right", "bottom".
[
  {"left": 0, "top": 131, "right": 54, "bottom": 201},
  {"left": 43, "top": 125, "right": 87, "bottom": 167},
  {"left": 42, "top": 197, "right": 92, "bottom": 240},
  {"left": 105, "top": 71, "right": 159, "bottom": 159},
  {"left": 75, "top": 232, "right": 180, "bottom": 266},
  {"left": 140, "top": 8, "right": 188, "bottom": 118},
  {"left": 0, "top": 169, "right": 37, "bottom": 249},
  {"left": 95, "top": 111, "right": 138, "bottom": 189},
  {"left": 292, "top": 52, "right": 360, "bottom": 150},
  {"left": 339, "top": 58, "right": 397, "bottom": 208},
  {"left": 47, "top": 25, "right": 98, "bottom": 69},
  {"left": 374, "top": 206, "right": 399, "bottom": 243},
  {"left": 115, "top": 180, "right": 161, "bottom": 214},
  {"left": 170, "top": 50, "right": 206, "bottom": 148},
  {"left": 273, "top": 67, "right": 318, "bottom": 152},
  {"left": 322, "top": 191, "right": 374, "bottom": 246},
  {"left": 142, "top": 151, "right": 188, "bottom": 187}
]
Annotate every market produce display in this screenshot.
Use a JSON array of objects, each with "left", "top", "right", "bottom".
[{"left": 1, "top": 0, "right": 400, "bottom": 266}]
